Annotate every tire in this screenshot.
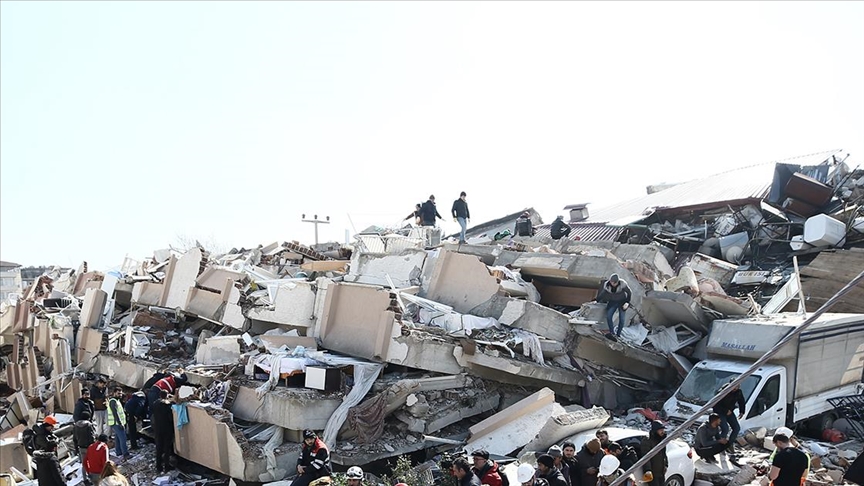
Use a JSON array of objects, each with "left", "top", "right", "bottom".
[{"left": 665, "top": 474, "right": 686, "bottom": 486}]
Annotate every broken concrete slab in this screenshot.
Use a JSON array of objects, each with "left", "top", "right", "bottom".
[
  {"left": 91, "top": 354, "right": 214, "bottom": 389},
  {"left": 195, "top": 336, "right": 241, "bottom": 365},
  {"left": 345, "top": 249, "right": 426, "bottom": 289},
  {"left": 455, "top": 347, "right": 583, "bottom": 397},
  {"left": 164, "top": 248, "right": 203, "bottom": 310},
  {"left": 466, "top": 387, "right": 559, "bottom": 456},
  {"left": 420, "top": 250, "right": 501, "bottom": 314},
  {"left": 395, "top": 392, "right": 499, "bottom": 435},
  {"left": 572, "top": 325, "right": 674, "bottom": 383},
  {"left": 0, "top": 437, "right": 32, "bottom": 478},
  {"left": 245, "top": 279, "right": 321, "bottom": 329},
  {"left": 469, "top": 294, "right": 571, "bottom": 342},
  {"left": 685, "top": 253, "right": 737, "bottom": 286},
  {"left": 79, "top": 288, "right": 107, "bottom": 328},
  {"left": 318, "top": 283, "right": 399, "bottom": 361},
  {"left": 387, "top": 332, "right": 463, "bottom": 375},
  {"left": 642, "top": 290, "right": 711, "bottom": 333},
  {"left": 520, "top": 405, "right": 610, "bottom": 453},
  {"left": 230, "top": 384, "right": 343, "bottom": 430}
]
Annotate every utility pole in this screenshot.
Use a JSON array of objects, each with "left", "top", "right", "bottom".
[{"left": 301, "top": 214, "right": 330, "bottom": 246}]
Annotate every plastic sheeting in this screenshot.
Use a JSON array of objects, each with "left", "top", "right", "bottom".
[
  {"left": 513, "top": 330, "right": 545, "bottom": 365},
  {"left": 321, "top": 362, "right": 383, "bottom": 447}
]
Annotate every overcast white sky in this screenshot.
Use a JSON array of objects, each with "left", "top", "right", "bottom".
[{"left": 2, "top": 1, "right": 863, "bottom": 270}]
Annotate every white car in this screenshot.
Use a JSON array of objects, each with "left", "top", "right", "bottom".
[{"left": 566, "top": 427, "right": 696, "bottom": 486}]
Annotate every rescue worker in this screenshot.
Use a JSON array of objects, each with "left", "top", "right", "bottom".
[
  {"left": 73, "top": 388, "right": 95, "bottom": 422},
  {"left": 294, "top": 430, "right": 332, "bottom": 486},
  {"left": 536, "top": 454, "right": 568, "bottom": 486},
  {"left": 420, "top": 195, "right": 443, "bottom": 227},
  {"left": 151, "top": 390, "right": 175, "bottom": 473},
  {"left": 106, "top": 387, "right": 128, "bottom": 461},
  {"left": 640, "top": 421, "right": 668, "bottom": 486},
  {"left": 596, "top": 274, "right": 632, "bottom": 341},
  {"left": 768, "top": 427, "right": 811, "bottom": 485},
  {"left": 597, "top": 455, "right": 632, "bottom": 486},
  {"left": 550, "top": 216, "right": 571, "bottom": 240},
  {"left": 470, "top": 449, "right": 503, "bottom": 486},
  {"left": 31, "top": 415, "right": 60, "bottom": 453},
  {"left": 516, "top": 464, "right": 550, "bottom": 486},
  {"left": 345, "top": 466, "right": 364, "bottom": 486},
  {"left": 124, "top": 391, "right": 147, "bottom": 450},
  {"left": 34, "top": 442, "right": 66, "bottom": 486},
  {"left": 452, "top": 457, "right": 481, "bottom": 486},
  {"left": 714, "top": 380, "right": 746, "bottom": 451},
  {"left": 514, "top": 212, "right": 535, "bottom": 237}
]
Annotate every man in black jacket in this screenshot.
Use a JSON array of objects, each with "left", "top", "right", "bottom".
[
  {"left": 608, "top": 442, "right": 638, "bottom": 471},
  {"left": 452, "top": 457, "right": 481, "bottom": 486},
  {"left": 294, "top": 430, "right": 332, "bottom": 486},
  {"left": 714, "top": 381, "right": 746, "bottom": 451},
  {"left": 125, "top": 391, "right": 148, "bottom": 450},
  {"left": 34, "top": 443, "right": 66, "bottom": 486},
  {"left": 73, "top": 388, "right": 95, "bottom": 422},
  {"left": 550, "top": 216, "right": 572, "bottom": 240},
  {"left": 514, "top": 212, "right": 535, "bottom": 237},
  {"left": 151, "top": 390, "right": 175, "bottom": 473},
  {"left": 451, "top": 192, "right": 470, "bottom": 244},
  {"left": 420, "top": 196, "right": 443, "bottom": 227},
  {"left": 574, "top": 438, "right": 604, "bottom": 486},
  {"left": 537, "top": 454, "right": 568, "bottom": 486},
  {"left": 30, "top": 416, "right": 59, "bottom": 454},
  {"left": 694, "top": 414, "right": 728, "bottom": 463},
  {"left": 561, "top": 441, "right": 580, "bottom": 486},
  {"left": 73, "top": 412, "right": 97, "bottom": 485},
  {"left": 596, "top": 274, "right": 632, "bottom": 340},
  {"left": 640, "top": 421, "right": 668, "bottom": 486}
]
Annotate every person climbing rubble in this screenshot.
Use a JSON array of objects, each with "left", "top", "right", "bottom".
[
  {"left": 294, "top": 429, "right": 332, "bottom": 486},
  {"left": 693, "top": 413, "right": 728, "bottom": 463},
  {"left": 471, "top": 449, "right": 503, "bottom": 486},
  {"left": 404, "top": 203, "right": 423, "bottom": 226},
  {"left": 596, "top": 274, "right": 631, "bottom": 341},
  {"left": 639, "top": 421, "right": 667, "bottom": 486},
  {"left": 713, "top": 380, "right": 746, "bottom": 452}
]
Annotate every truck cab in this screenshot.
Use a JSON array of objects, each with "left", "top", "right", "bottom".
[{"left": 663, "top": 360, "right": 788, "bottom": 431}]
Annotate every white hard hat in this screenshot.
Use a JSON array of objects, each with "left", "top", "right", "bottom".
[
  {"left": 599, "top": 455, "right": 620, "bottom": 476},
  {"left": 346, "top": 466, "right": 364, "bottom": 479},
  {"left": 775, "top": 427, "right": 794, "bottom": 438},
  {"left": 516, "top": 463, "right": 536, "bottom": 483}
]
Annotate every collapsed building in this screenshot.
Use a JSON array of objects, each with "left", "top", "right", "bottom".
[{"left": 1, "top": 150, "right": 863, "bottom": 485}]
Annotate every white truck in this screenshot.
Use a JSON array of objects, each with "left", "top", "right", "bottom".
[{"left": 663, "top": 313, "right": 864, "bottom": 433}]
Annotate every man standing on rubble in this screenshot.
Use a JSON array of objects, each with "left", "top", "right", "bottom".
[
  {"left": 124, "top": 391, "right": 147, "bottom": 450},
  {"left": 142, "top": 369, "right": 169, "bottom": 413},
  {"left": 91, "top": 379, "right": 109, "bottom": 437},
  {"left": 84, "top": 434, "right": 109, "bottom": 486},
  {"left": 768, "top": 433, "right": 808, "bottom": 486},
  {"left": 73, "top": 411, "right": 97, "bottom": 485},
  {"left": 640, "top": 421, "right": 668, "bottom": 486},
  {"left": 27, "top": 415, "right": 59, "bottom": 454},
  {"left": 148, "top": 369, "right": 190, "bottom": 412},
  {"left": 597, "top": 274, "right": 632, "bottom": 341},
  {"left": 452, "top": 192, "right": 470, "bottom": 244},
  {"left": 151, "top": 390, "right": 175, "bottom": 474},
  {"left": 470, "top": 449, "right": 502, "bottom": 486},
  {"left": 694, "top": 414, "right": 728, "bottom": 463},
  {"left": 294, "top": 430, "right": 332, "bottom": 486},
  {"left": 106, "top": 387, "right": 129, "bottom": 461},
  {"left": 420, "top": 195, "right": 443, "bottom": 227},
  {"left": 714, "top": 381, "right": 746, "bottom": 452},
  {"left": 574, "top": 438, "right": 604, "bottom": 486},
  {"left": 34, "top": 442, "right": 66, "bottom": 486},
  {"left": 74, "top": 388, "right": 95, "bottom": 422}
]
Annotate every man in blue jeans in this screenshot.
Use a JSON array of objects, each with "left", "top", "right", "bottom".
[
  {"left": 597, "top": 274, "right": 632, "bottom": 341},
  {"left": 714, "top": 381, "right": 746, "bottom": 452},
  {"left": 451, "top": 192, "right": 470, "bottom": 244},
  {"left": 107, "top": 387, "right": 129, "bottom": 461}
]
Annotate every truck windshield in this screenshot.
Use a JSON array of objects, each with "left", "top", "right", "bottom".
[{"left": 675, "top": 368, "right": 760, "bottom": 405}]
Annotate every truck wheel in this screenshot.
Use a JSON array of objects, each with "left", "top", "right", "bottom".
[
  {"left": 809, "top": 413, "right": 837, "bottom": 436},
  {"left": 665, "top": 474, "right": 686, "bottom": 486}
]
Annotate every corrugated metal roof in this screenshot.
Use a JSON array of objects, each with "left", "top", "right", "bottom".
[
  {"left": 586, "top": 150, "right": 842, "bottom": 224},
  {"left": 534, "top": 222, "right": 625, "bottom": 242}
]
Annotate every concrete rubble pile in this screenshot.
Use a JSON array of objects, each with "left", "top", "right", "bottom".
[{"left": 2, "top": 151, "right": 863, "bottom": 485}]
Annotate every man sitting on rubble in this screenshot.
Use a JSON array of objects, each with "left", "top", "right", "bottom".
[
  {"left": 597, "top": 273, "right": 632, "bottom": 341},
  {"left": 536, "top": 454, "right": 568, "bottom": 486},
  {"left": 694, "top": 413, "right": 728, "bottom": 463},
  {"left": 550, "top": 216, "right": 571, "bottom": 240},
  {"left": 452, "top": 457, "right": 481, "bottom": 486},
  {"left": 470, "top": 449, "right": 503, "bottom": 486},
  {"left": 514, "top": 212, "right": 535, "bottom": 237},
  {"left": 294, "top": 429, "right": 332, "bottom": 486}
]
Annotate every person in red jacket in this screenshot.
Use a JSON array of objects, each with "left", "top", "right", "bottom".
[
  {"left": 470, "top": 449, "right": 503, "bottom": 486},
  {"left": 84, "top": 435, "right": 110, "bottom": 486}
]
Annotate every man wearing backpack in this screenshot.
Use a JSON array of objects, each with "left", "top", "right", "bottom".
[{"left": 25, "top": 415, "right": 59, "bottom": 456}]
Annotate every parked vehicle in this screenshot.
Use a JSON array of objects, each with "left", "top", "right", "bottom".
[
  {"left": 566, "top": 427, "right": 696, "bottom": 486},
  {"left": 664, "top": 313, "right": 864, "bottom": 434}
]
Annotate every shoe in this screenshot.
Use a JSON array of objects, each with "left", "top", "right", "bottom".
[{"left": 604, "top": 334, "right": 617, "bottom": 341}]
